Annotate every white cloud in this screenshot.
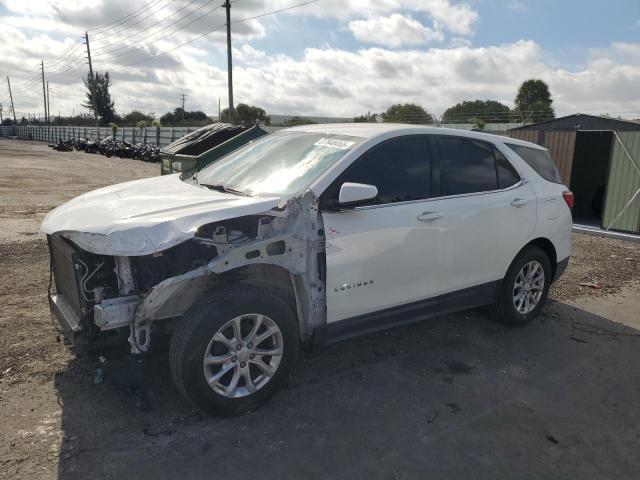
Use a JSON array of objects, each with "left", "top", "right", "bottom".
[
  {"left": 411, "top": 0, "right": 478, "bottom": 36},
  {"left": 246, "top": 0, "right": 478, "bottom": 36},
  {"left": 0, "top": 0, "right": 638, "bottom": 120},
  {"left": 610, "top": 42, "right": 640, "bottom": 60},
  {"left": 449, "top": 37, "right": 472, "bottom": 48},
  {"left": 227, "top": 40, "right": 640, "bottom": 118},
  {"left": 349, "top": 14, "right": 443, "bottom": 47},
  {"left": 232, "top": 44, "right": 271, "bottom": 66}
]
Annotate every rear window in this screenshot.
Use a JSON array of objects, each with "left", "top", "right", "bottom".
[{"left": 506, "top": 143, "right": 563, "bottom": 184}]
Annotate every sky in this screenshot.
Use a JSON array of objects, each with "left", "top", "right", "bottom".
[{"left": 0, "top": 0, "right": 638, "bottom": 120}]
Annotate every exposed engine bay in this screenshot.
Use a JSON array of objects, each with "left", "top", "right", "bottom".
[{"left": 47, "top": 192, "right": 326, "bottom": 354}]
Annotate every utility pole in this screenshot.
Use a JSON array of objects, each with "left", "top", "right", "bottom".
[
  {"left": 84, "top": 31, "right": 99, "bottom": 126},
  {"left": 46, "top": 81, "right": 51, "bottom": 124},
  {"left": 223, "top": 0, "right": 235, "bottom": 124},
  {"left": 41, "top": 61, "right": 48, "bottom": 124},
  {"left": 180, "top": 93, "right": 186, "bottom": 122},
  {"left": 0, "top": 103, "right": 3, "bottom": 123},
  {"left": 218, "top": 97, "right": 221, "bottom": 122},
  {"left": 7, "top": 76, "right": 17, "bottom": 124}
]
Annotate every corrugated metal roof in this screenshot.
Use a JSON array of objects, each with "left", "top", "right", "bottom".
[
  {"left": 508, "top": 114, "right": 640, "bottom": 132},
  {"left": 602, "top": 132, "right": 640, "bottom": 233}
]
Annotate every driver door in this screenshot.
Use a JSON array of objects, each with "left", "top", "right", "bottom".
[{"left": 321, "top": 135, "right": 443, "bottom": 323}]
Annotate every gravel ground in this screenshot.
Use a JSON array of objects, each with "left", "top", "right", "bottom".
[
  {"left": 0, "top": 139, "right": 639, "bottom": 479},
  {"left": 549, "top": 234, "right": 640, "bottom": 302}
]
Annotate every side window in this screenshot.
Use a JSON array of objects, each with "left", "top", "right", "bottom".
[
  {"left": 440, "top": 137, "right": 498, "bottom": 195},
  {"left": 495, "top": 148, "right": 520, "bottom": 188},
  {"left": 328, "top": 136, "right": 431, "bottom": 206}
]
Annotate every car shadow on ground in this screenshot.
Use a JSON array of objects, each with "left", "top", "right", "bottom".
[{"left": 54, "top": 301, "right": 640, "bottom": 480}]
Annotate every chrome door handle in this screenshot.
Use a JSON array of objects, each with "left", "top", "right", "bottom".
[
  {"left": 511, "top": 198, "right": 528, "bottom": 207},
  {"left": 417, "top": 211, "right": 443, "bottom": 222}
]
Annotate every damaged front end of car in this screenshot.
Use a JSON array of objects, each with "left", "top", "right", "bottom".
[{"left": 44, "top": 190, "right": 327, "bottom": 355}]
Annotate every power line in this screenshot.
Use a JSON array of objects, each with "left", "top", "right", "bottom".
[
  {"left": 94, "top": 3, "right": 223, "bottom": 62},
  {"left": 105, "top": 0, "right": 325, "bottom": 67},
  {"left": 35, "top": 53, "right": 87, "bottom": 81},
  {"left": 91, "top": 0, "right": 177, "bottom": 39},
  {"left": 92, "top": 0, "right": 212, "bottom": 56},
  {"left": 47, "top": 64, "right": 87, "bottom": 83},
  {"left": 6, "top": 0, "right": 325, "bottom": 114},
  {"left": 47, "top": 41, "right": 81, "bottom": 62},
  {"left": 13, "top": 44, "right": 85, "bottom": 91},
  {"left": 118, "top": 22, "right": 227, "bottom": 67},
  {"left": 231, "top": 0, "right": 323, "bottom": 24},
  {"left": 90, "top": 0, "right": 166, "bottom": 36},
  {"left": 92, "top": 0, "right": 203, "bottom": 53},
  {"left": 46, "top": 43, "right": 85, "bottom": 70}
]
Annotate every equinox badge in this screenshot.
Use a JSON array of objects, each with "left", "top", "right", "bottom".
[{"left": 334, "top": 280, "right": 374, "bottom": 293}]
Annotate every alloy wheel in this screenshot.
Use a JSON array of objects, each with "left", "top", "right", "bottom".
[
  {"left": 202, "top": 314, "right": 283, "bottom": 398},
  {"left": 512, "top": 260, "right": 545, "bottom": 314}
]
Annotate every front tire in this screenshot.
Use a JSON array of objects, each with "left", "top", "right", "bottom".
[
  {"left": 170, "top": 285, "right": 299, "bottom": 415},
  {"left": 491, "top": 246, "right": 551, "bottom": 326}
]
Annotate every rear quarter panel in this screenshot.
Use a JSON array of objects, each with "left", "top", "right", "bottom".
[{"left": 498, "top": 141, "right": 572, "bottom": 264}]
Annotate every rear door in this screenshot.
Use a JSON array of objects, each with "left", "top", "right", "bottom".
[
  {"left": 423, "top": 135, "right": 538, "bottom": 294},
  {"left": 321, "top": 135, "right": 441, "bottom": 323}
]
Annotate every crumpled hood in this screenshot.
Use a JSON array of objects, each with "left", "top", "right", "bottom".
[{"left": 41, "top": 174, "right": 282, "bottom": 256}]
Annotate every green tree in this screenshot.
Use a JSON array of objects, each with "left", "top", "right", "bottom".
[
  {"left": 51, "top": 114, "right": 95, "bottom": 126},
  {"left": 120, "top": 110, "right": 155, "bottom": 126},
  {"left": 382, "top": 103, "right": 434, "bottom": 124},
  {"left": 160, "top": 108, "right": 208, "bottom": 125},
  {"left": 514, "top": 79, "right": 555, "bottom": 122},
  {"left": 471, "top": 117, "right": 486, "bottom": 130},
  {"left": 83, "top": 71, "right": 116, "bottom": 125},
  {"left": 220, "top": 103, "right": 270, "bottom": 125},
  {"left": 354, "top": 112, "right": 378, "bottom": 123},
  {"left": 442, "top": 100, "right": 511, "bottom": 124}
]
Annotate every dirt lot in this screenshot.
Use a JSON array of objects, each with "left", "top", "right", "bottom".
[{"left": 0, "top": 139, "right": 639, "bottom": 479}]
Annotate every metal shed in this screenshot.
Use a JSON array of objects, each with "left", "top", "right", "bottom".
[
  {"left": 602, "top": 132, "right": 640, "bottom": 232},
  {"left": 508, "top": 114, "right": 640, "bottom": 234}
]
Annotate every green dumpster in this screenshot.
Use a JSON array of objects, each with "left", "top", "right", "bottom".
[{"left": 160, "top": 123, "right": 268, "bottom": 175}]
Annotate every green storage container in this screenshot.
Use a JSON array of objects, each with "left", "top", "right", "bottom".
[{"left": 161, "top": 124, "right": 268, "bottom": 175}]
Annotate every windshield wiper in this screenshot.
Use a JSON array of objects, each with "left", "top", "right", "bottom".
[{"left": 200, "top": 183, "right": 251, "bottom": 196}]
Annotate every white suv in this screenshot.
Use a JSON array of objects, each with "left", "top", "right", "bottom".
[{"left": 42, "top": 124, "right": 573, "bottom": 414}]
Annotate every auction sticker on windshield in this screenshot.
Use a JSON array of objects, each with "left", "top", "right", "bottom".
[{"left": 314, "top": 138, "right": 356, "bottom": 149}]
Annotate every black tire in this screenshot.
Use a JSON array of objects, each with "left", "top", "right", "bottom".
[
  {"left": 170, "top": 284, "right": 299, "bottom": 415},
  {"left": 491, "top": 246, "right": 552, "bottom": 326}
]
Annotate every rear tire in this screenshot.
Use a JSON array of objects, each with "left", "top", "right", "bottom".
[
  {"left": 491, "top": 246, "right": 552, "bottom": 326},
  {"left": 170, "top": 284, "right": 299, "bottom": 415}
]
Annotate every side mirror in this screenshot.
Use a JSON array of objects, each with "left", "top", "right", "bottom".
[{"left": 338, "top": 182, "right": 378, "bottom": 208}]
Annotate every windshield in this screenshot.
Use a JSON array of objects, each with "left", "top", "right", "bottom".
[{"left": 194, "top": 131, "right": 363, "bottom": 196}]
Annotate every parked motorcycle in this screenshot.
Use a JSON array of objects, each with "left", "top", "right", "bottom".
[
  {"left": 47, "top": 134, "right": 160, "bottom": 162},
  {"left": 49, "top": 138, "right": 74, "bottom": 152}
]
